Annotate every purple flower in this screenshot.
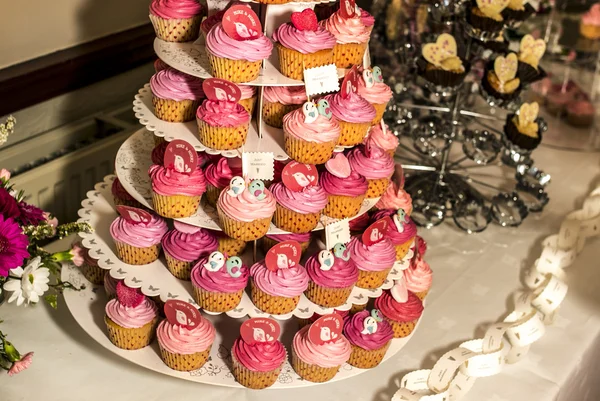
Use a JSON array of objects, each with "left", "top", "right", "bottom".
[
  {"left": 0, "top": 188, "right": 19, "bottom": 220},
  {"left": 0, "top": 215, "right": 29, "bottom": 277},
  {"left": 17, "top": 202, "right": 45, "bottom": 226}
]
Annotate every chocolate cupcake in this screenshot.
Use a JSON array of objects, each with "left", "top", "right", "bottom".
[
  {"left": 501, "top": 0, "right": 536, "bottom": 24},
  {"left": 504, "top": 102, "right": 542, "bottom": 151},
  {"left": 517, "top": 35, "right": 547, "bottom": 84},
  {"left": 466, "top": 0, "right": 509, "bottom": 33},
  {"left": 481, "top": 52, "right": 522, "bottom": 101},
  {"left": 418, "top": 33, "right": 469, "bottom": 88}
]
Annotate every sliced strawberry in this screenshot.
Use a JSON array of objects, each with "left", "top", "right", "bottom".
[
  {"left": 116, "top": 281, "right": 145, "bottom": 308},
  {"left": 291, "top": 9, "right": 318, "bottom": 32}
]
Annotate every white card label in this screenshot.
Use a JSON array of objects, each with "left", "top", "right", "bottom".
[
  {"left": 325, "top": 218, "right": 351, "bottom": 249},
  {"left": 304, "top": 64, "right": 340, "bottom": 97},
  {"left": 242, "top": 152, "right": 275, "bottom": 181}
]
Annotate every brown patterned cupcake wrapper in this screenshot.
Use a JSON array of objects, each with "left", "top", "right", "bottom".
[
  {"left": 333, "top": 42, "right": 368, "bottom": 69},
  {"left": 81, "top": 263, "right": 105, "bottom": 285},
  {"left": 114, "top": 241, "right": 160, "bottom": 265},
  {"left": 217, "top": 209, "right": 272, "bottom": 241},
  {"left": 197, "top": 120, "right": 249, "bottom": 150},
  {"left": 276, "top": 44, "right": 334, "bottom": 81},
  {"left": 217, "top": 236, "right": 247, "bottom": 256},
  {"left": 231, "top": 352, "right": 283, "bottom": 389},
  {"left": 273, "top": 204, "right": 321, "bottom": 234},
  {"left": 337, "top": 121, "right": 371, "bottom": 146},
  {"left": 164, "top": 253, "right": 194, "bottom": 280},
  {"left": 395, "top": 240, "right": 413, "bottom": 261},
  {"left": 238, "top": 96, "right": 257, "bottom": 116},
  {"left": 384, "top": 317, "right": 418, "bottom": 338},
  {"left": 205, "top": 184, "right": 222, "bottom": 207},
  {"left": 262, "top": 101, "right": 301, "bottom": 129},
  {"left": 284, "top": 133, "right": 337, "bottom": 165},
  {"left": 366, "top": 178, "right": 390, "bottom": 199},
  {"left": 372, "top": 102, "right": 388, "bottom": 125}
]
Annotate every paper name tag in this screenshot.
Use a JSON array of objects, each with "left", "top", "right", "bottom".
[
  {"left": 242, "top": 152, "right": 274, "bottom": 181},
  {"left": 304, "top": 64, "right": 340, "bottom": 97},
  {"left": 325, "top": 218, "right": 351, "bottom": 249}
]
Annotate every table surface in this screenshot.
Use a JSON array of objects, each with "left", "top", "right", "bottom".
[{"left": 2, "top": 143, "right": 600, "bottom": 401}]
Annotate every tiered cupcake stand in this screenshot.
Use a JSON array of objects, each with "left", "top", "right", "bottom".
[{"left": 64, "top": 0, "right": 427, "bottom": 389}]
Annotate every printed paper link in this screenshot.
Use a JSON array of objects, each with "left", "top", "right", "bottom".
[
  {"left": 392, "top": 387, "right": 448, "bottom": 401},
  {"left": 524, "top": 266, "right": 554, "bottom": 290},
  {"left": 447, "top": 371, "right": 476, "bottom": 400},
  {"left": 564, "top": 210, "right": 600, "bottom": 239},
  {"left": 504, "top": 309, "right": 546, "bottom": 348},
  {"left": 401, "top": 369, "right": 433, "bottom": 392},
  {"left": 427, "top": 348, "right": 479, "bottom": 393},
  {"left": 504, "top": 344, "right": 531, "bottom": 364},
  {"left": 557, "top": 218, "right": 582, "bottom": 250},
  {"left": 482, "top": 322, "right": 513, "bottom": 354},
  {"left": 531, "top": 274, "right": 568, "bottom": 316},
  {"left": 459, "top": 339, "right": 504, "bottom": 378},
  {"left": 535, "top": 236, "right": 583, "bottom": 274}
]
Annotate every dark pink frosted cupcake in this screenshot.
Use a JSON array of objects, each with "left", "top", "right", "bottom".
[{"left": 343, "top": 310, "right": 394, "bottom": 368}]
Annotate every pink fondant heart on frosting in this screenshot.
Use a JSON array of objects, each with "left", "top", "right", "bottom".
[{"left": 325, "top": 153, "right": 351, "bottom": 178}]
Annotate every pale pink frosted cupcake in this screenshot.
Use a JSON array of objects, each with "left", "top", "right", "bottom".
[
  {"left": 109, "top": 212, "right": 168, "bottom": 265},
  {"left": 357, "top": 67, "right": 393, "bottom": 124},
  {"left": 238, "top": 85, "right": 258, "bottom": 116},
  {"left": 348, "top": 235, "right": 396, "bottom": 289},
  {"left": 404, "top": 257, "right": 433, "bottom": 300},
  {"left": 149, "top": 0, "right": 204, "bottom": 43},
  {"left": 262, "top": 86, "right": 308, "bottom": 128},
  {"left": 376, "top": 182, "right": 413, "bottom": 215},
  {"left": 321, "top": 7, "right": 371, "bottom": 68},
  {"left": 364, "top": 123, "right": 399, "bottom": 158},
  {"left": 324, "top": 91, "right": 376, "bottom": 146}
]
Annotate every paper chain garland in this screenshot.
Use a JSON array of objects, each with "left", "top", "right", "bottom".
[{"left": 392, "top": 184, "right": 600, "bottom": 401}]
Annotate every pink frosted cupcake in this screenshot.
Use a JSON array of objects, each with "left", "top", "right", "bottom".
[
  {"left": 347, "top": 144, "right": 395, "bottom": 198},
  {"left": 110, "top": 213, "right": 168, "bottom": 265},
  {"left": 343, "top": 310, "right": 394, "bottom": 368},
  {"left": 349, "top": 212, "right": 370, "bottom": 235},
  {"left": 162, "top": 221, "right": 218, "bottom": 280},
  {"left": 204, "top": 157, "right": 243, "bottom": 206},
  {"left": 157, "top": 309, "right": 215, "bottom": 371},
  {"left": 217, "top": 179, "right": 277, "bottom": 241},
  {"left": 376, "top": 182, "right": 412, "bottom": 215},
  {"left": 358, "top": 7, "right": 375, "bottom": 34},
  {"left": 111, "top": 177, "right": 143, "bottom": 208},
  {"left": 103, "top": 272, "right": 120, "bottom": 299},
  {"left": 191, "top": 253, "right": 249, "bottom": 312},
  {"left": 149, "top": 0, "right": 204, "bottom": 43},
  {"left": 372, "top": 209, "right": 417, "bottom": 261},
  {"left": 200, "top": 9, "right": 224, "bottom": 40},
  {"left": 150, "top": 68, "right": 205, "bottom": 122},
  {"left": 321, "top": 7, "right": 371, "bottom": 68},
  {"left": 375, "top": 289, "right": 423, "bottom": 338},
  {"left": 196, "top": 98, "right": 251, "bottom": 150},
  {"left": 324, "top": 91, "right": 376, "bottom": 146},
  {"left": 364, "top": 123, "right": 399, "bottom": 158},
  {"left": 76, "top": 241, "right": 104, "bottom": 285},
  {"left": 304, "top": 249, "right": 359, "bottom": 307},
  {"left": 404, "top": 257, "right": 433, "bottom": 300},
  {"left": 154, "top": 59, "right": 169, "bottom": 72},
  {"left": 270, "top": 181, "right": 328, "bottom": 234},
  {"left": 262, "top": 86, "right": 308, "bottom": 128},
  {"left": 272, "top": 9, "right": 336, "bottom": 80},
  {"left": 250, "top": 259, "right": 309, "bottom": 315},
  {"left": 283, "top": 106, "right": 340, "bottom": 165},
  {"left": 357, "top": 67, "right": 393, "bottom": 124},
  {"left": 348, "top": 235, "right": 396, "bottom": 289},
  {"left": 148, "top": 162, "right": 206, "bottom": 218},
  {"left": 210, "top": 229, "right": 248, "bottom": 257},
  {"left": 151, "top": 142, "right": 207, "bottom": 168},
  {"left": 238, "top": 85, "right": 258, "bottom": 116},
  {"left": 320, "top": 154, "right": 368, "bottom": 219},
  {"left": 263, "top": 232, "right": 311, "bottom": 256}
]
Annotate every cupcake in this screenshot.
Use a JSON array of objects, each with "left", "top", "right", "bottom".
[
  {"left": 325, "top": 91, "right": 376, "bottom": 146},
  {"left": 567, "top": 100, "right": 596, "bottom": 128},
  {"left": 517, "top": 35, "right": 547, "bottom": 84},
  {"left": 343, "top": 310, "right": 394, "bottom": 368},
  {"left": 191, "top": 252, "right": 249, "bottom": 312},
  {"left": 283, "top": 102, "right": 341, "bottom": 165},
  {"left": 205, "top": 7, "right": 273, "bottom": 83},
  {"left": 304, "top": 247, "right": 359, "bottom": 307},
  {"left": 364, "top": 123, "right": 399, "bottom": 158},
  {"left": 149, "top": 0, "right": 204, "bottom": 43},
  {"left": 210, "top": 229, "right": 248, "bottom": 256},
  {"left": 204, "top": 157, "right": 242, "bottom": 206},
  {"left": 263, "top": 232, "right": 312, "bottom": 255},
  {"left": 375, "top": 288, "right": 423, "bottom": 338},
  {"left": 75, "top": 241, "right": 104, "bottom": 285},
  {"left": 348, "top": 234, "right": 396, "bottom": 289},
  {"left": 104, "top": 272, "right": 120, "bottom": 299},
  {"left": 150, "top": 68, "right": 205, "bottom": 122},
  {"left": 148, "top": 158, "right": 206, "bottom": 219},
  {"left": 151, "top": 141, "right": 169, "bottom": 165},
  {"left": 231, "top": 318, "right": 287, "bottom": 389},
  {"left": 154, "top": 59, "right": 169, "bottom": 72},
  {"left": 110, "top": 210, "right": 167, "bottom": 265},
  {"left": 196, "top": 98, "right": 250, "bottom": 151},
  {"left": 200, "top": 9, "right": 224, "bottom": 40},
  {"left": 320, "top": 154, "right": 368, "bottom": 219},
  {"left": 157, "top": 302, "right": 216, "bottom": 371},
  {"left": 162, "top": 221, "right": 218, "bottom": 280},
  {"left": 357, "top": 67, "right": 393, "bottom": 124},
  {"left": 250, "top": 244, "right": 309, "bottom": 314},
  {"left": 581, "top": 4, "right": 600, "bottom": 40},
  {"left": 358, "top": 7, "right": 375, "bottom": 34},
  {"left": 238, "top": 85, "right": 258, "bottom": 116},
  {"left": 111, "top": 178, "right": 143, "bottom": 208},
  {"left": 501, "top": 0, "right": 535, "bottom": 24},
  {"left": 105, "top": 282, "right": 159, "bottom": 350},
  {"left": 372, "top": 209, "right": 417, "bottom": 261},
  {"left": 466, "top": 0, "right": 508, "bottom": 33},
  {"left": 262, "top": 86, "right": 308, "bottom": 128},
  {"left": 321, "top": 6, "right": 370, "bottom": 68},
  {"left": 349, "top": 212, "right": 370, "bottom": 235},
  {"left": 481, "top": 53, "right": 521, "bottom": 101},
  {"left": 217, "top": 178, "right": 277, "bottom": 241},
  {"left": 545, "top": 84, "right": 577, "bottom": 116},
  {"left": 291, "top": 317, "right": 352, "bottom": 382},
  {"left": 404, "top": 257, "right": 433, "bottom": 300},
  {"left": 347, "top": 144, "right": 395, "bottom": 198},
  {"left": 375, "top": 182, "right": 413, "bottom": 215},
  {"left": 270, "top": 163, "right": 328, "bottom": 233},
  {"left": 419, "top": 34, "right": 468, "bottom": 88},
  {"left": 504, "top": 102, "right": 542, "bottom": 151},
  {"left": 298, "top": 308, "right": 350, "bottom": 328},
  {"left": 272, "top": 9, "right": 336, "bottom": 80}
]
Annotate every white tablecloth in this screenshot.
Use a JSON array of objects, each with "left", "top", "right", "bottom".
[{"left": 2, "top": 144, "right": 600, "bottom": 401}]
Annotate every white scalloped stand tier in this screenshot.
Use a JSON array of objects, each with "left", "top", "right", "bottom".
[
  {"left": 154, "top": 38, "right": 344, "bottom": 85},
  {"left": 116, "top": 128, "right": 381, "bottom": 234}
]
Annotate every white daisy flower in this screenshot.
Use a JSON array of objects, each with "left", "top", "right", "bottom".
[{"left": 3, "top": 257, "right": 50, "bottom": 306}]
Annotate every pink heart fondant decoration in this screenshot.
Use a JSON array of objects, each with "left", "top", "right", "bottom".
[{"left": 325, "top": 153, "right": 351, "bottom": 178}]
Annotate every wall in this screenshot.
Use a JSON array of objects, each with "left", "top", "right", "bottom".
[{"left": 0, "top": 0, "right": 151, "bottom": 69}]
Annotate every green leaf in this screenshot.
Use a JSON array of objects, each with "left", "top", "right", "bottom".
[{"left": 44, "top": 294, "right": 58, "bottom": 309}]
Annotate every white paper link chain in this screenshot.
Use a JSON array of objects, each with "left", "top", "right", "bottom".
[{"left": 392, "top": 184, "right": 600, "bottom": 401}]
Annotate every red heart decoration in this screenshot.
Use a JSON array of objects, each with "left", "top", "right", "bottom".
[{"left": 291, "top": 9, "right": 318, "bottom": 31}]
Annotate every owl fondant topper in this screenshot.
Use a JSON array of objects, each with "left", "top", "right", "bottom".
[
  {"left": 240, "top": 317, "right": 280, "bottom": 345},
  {"left": 361, "top": 66, "right": 384, "bottom": 88},
  {"left": 333, "top": 242, "right": 350, "bottom": 261},
  {"left": 281, "top": 162, "right": 318, "bottom": 192},
  {"left": 164, "top": 140, "right": 198, "bottom": 174},
  {"left": 265, "top": 241, "right": 302, "bottom": 272},
  {"left": 361, "top": 309, "right": 383, "bottom": 335},
  {"left": 203, "top": 251, "right": 243, "bottom": 278},
  {"left": 393, "top": 208, "right": 408, "bottom": 233},
  {"left": 308, "top": 314, "right": 344, "bottom": 345},
  {"left": 227, "top": 176, "right": 246, "bottom": 197},
  {"left": 222, "top": 5, "right": 261, "bottom": 41},
  {"left": 302, "top": 100, "right": 331, "bottom": 123},
  {"left": 164, "top": 300, "right": 202, "bottom": 330}
]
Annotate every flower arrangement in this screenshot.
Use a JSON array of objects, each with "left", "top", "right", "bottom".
[{"left": 0, "top": 116, "right": 92, "bottom": 375}]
